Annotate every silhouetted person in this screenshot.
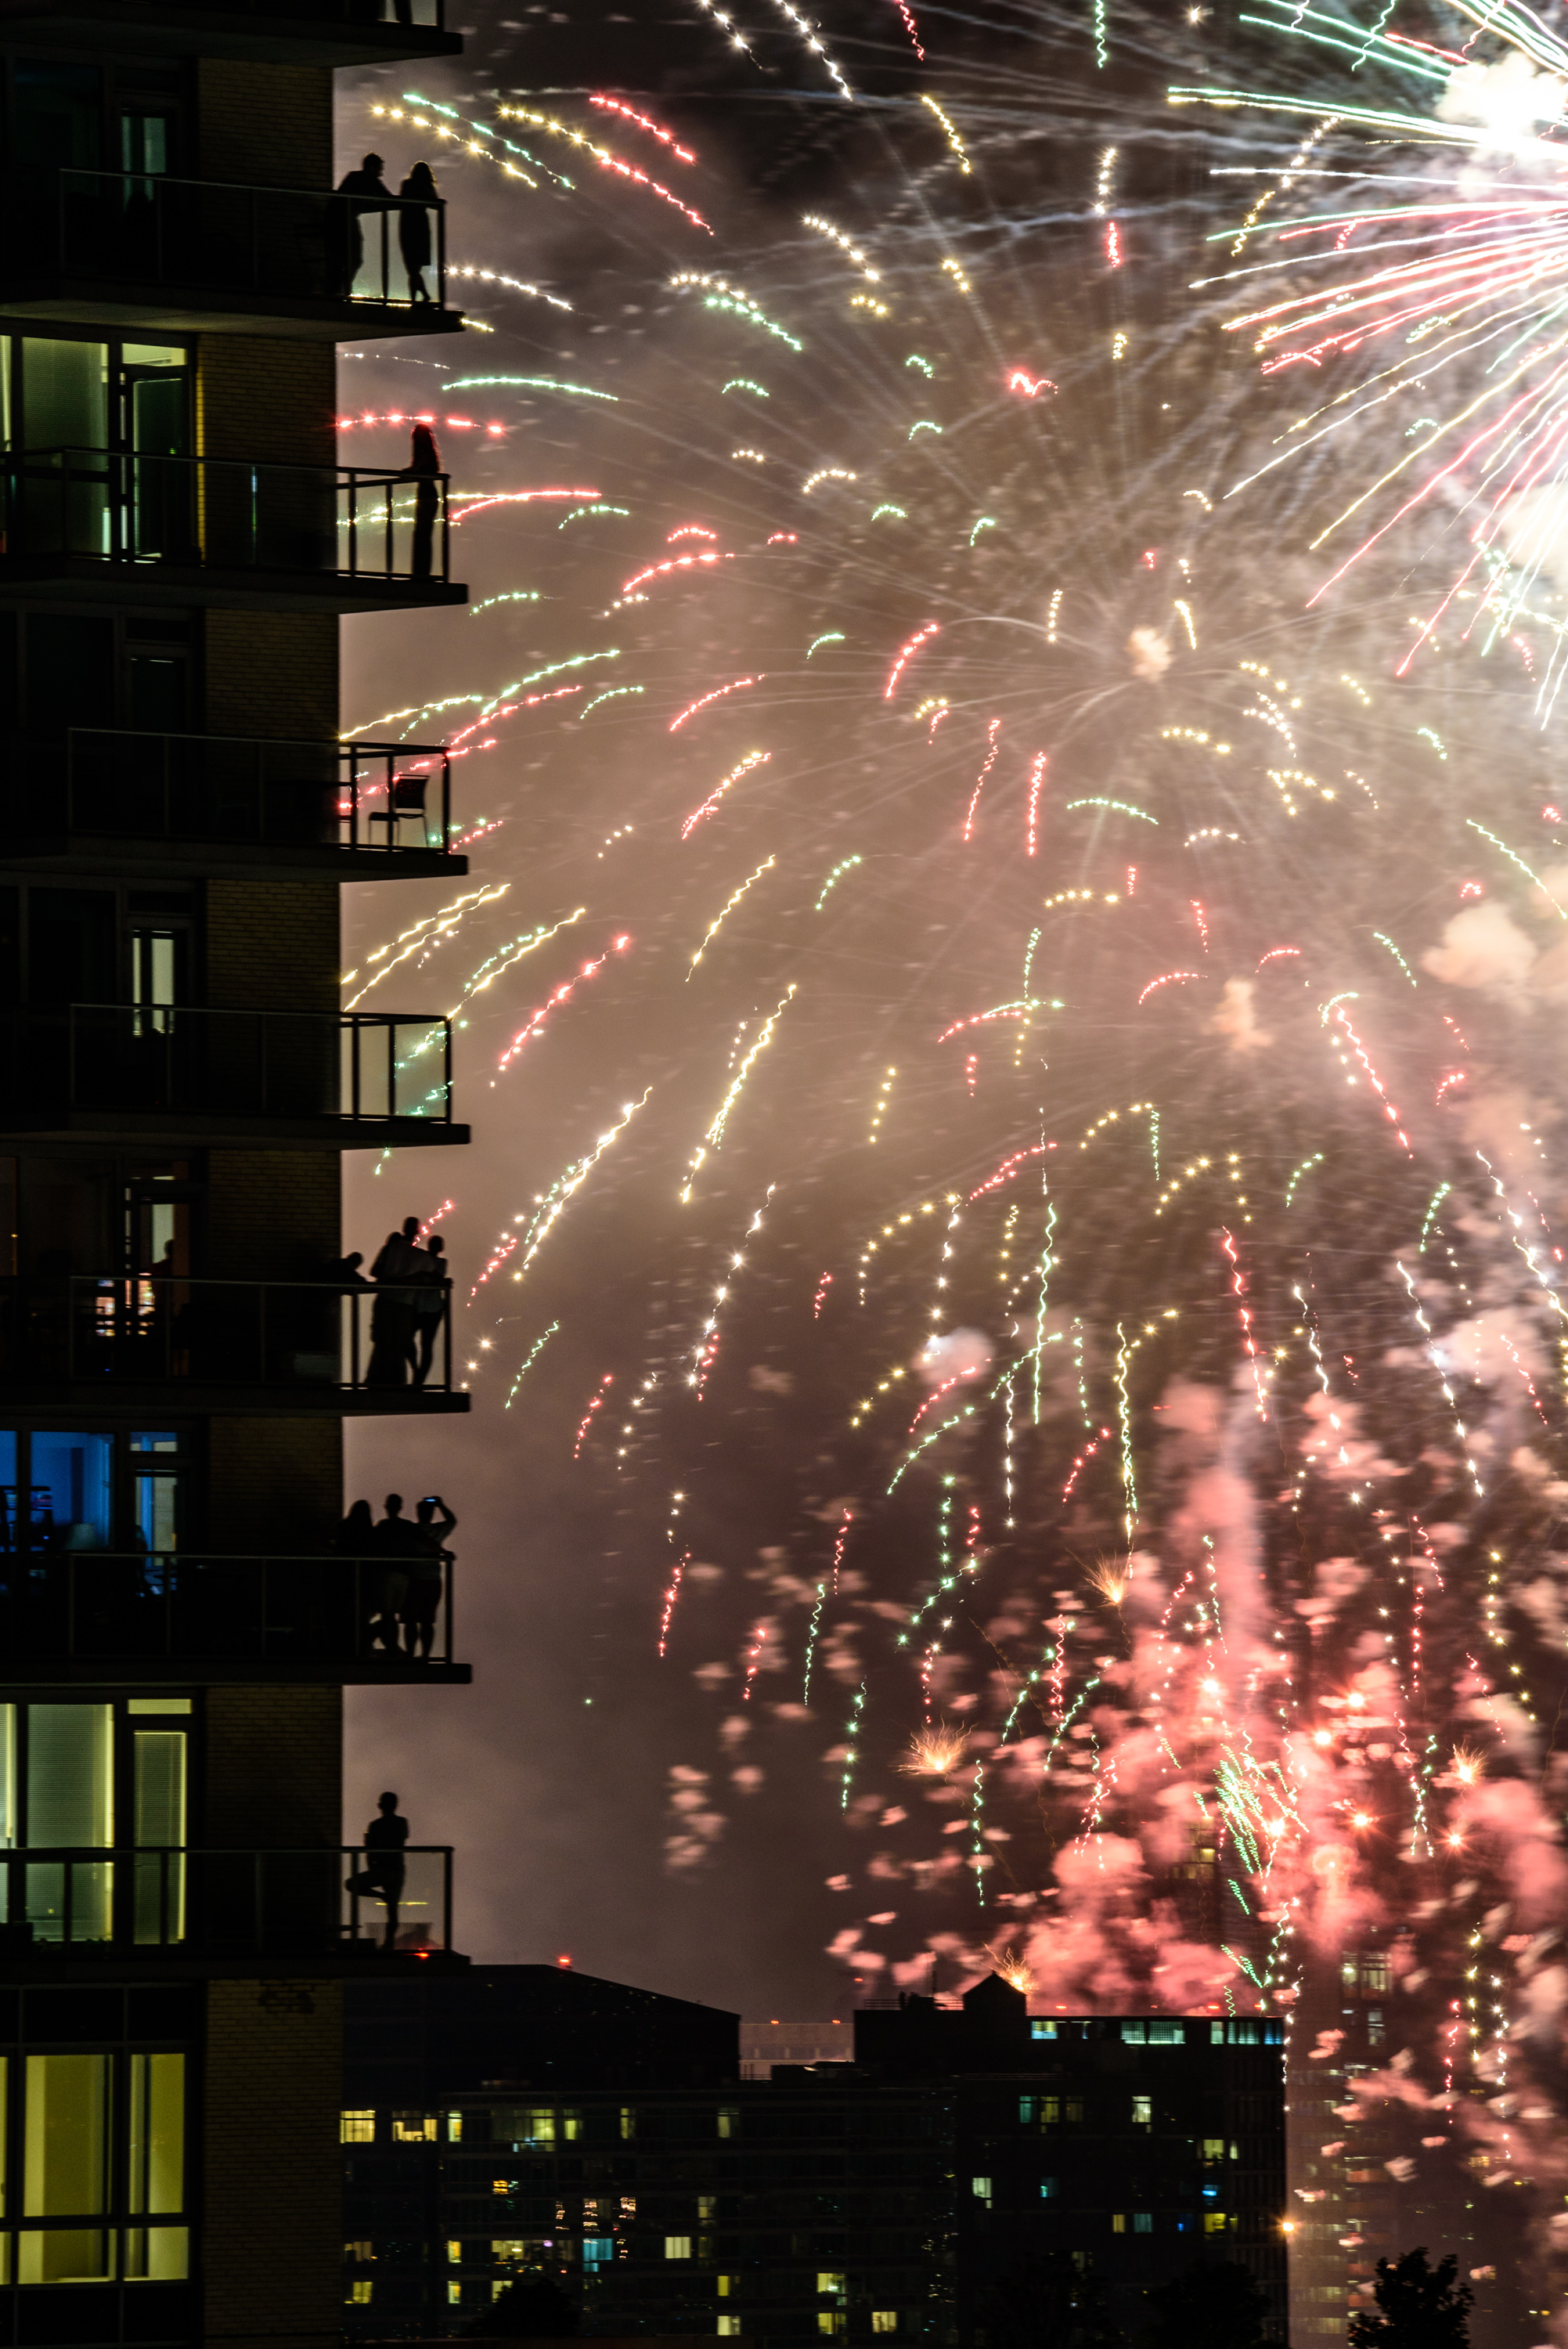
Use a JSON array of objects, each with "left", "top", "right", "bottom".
[
  {"left": 402, "top": 1492, "right": 456, "bottom": 1660},
  {"left": 346, "top": 1790, "right": 407, "bottom": 1949},
  {"left": 337, "top": 1249, "right": 369, "bottom": 1287},
  {"left": 333, "top": 151, "right": 389, "bottom": 298},
  {"left": 398, "top": 161, "right": 438, "bottom": 302},
  {"left": 405, "top": 421, "right": 441, "bottom": 580},
  {"left": 411, "top": 1233, "right": 448, "bottom": 1387},
  {"left": 368, "top": 1492, "right": 424, "bottom": 1651},
  {"left": 366, "top": 1216, "right": 421, "bottom": 1385}
]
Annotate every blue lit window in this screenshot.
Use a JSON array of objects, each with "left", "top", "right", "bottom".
[
  {"left": 1030, "top": 2019, "right": 1057, "bottom": 2040},
  {"left": 1040, "top": 2179, "right": 1058, "bottom": 2201},
  {"left": 1018, "top": 2097, "right": 1036, "bottom": 2125},
  {"left": 582, "top": 2239, "right": 613, "bottom": 2270},
  {"left": 1202, "top": 2185, "right": 1219, "bottom": 2200},
  {"left": 1134, "top": 2214, "right": 1152, "bottom": 2235}
]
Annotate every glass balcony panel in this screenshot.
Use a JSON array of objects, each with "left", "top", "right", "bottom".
[{"left": 2, "top": 1847, "right": 450, "bottom": 1954}]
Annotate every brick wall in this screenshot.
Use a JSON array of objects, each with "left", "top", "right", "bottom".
[
  {"left": 196, "top": 335, "right": 337, "bottom": 469},
  {"left": 204, "top": 612, "right": 338, "bottom": 739},
  {"left": 204, "top": 879, "right": 339, "bottom": 1012},
  {"left": 202, "top": 1976, "right": 344, "bottom": 2349},
  {"left": 206, "top": 1417, "right": 341, "bottom": 1551},
  {"left": 196, "top": 60, "right": 333, "bottom": 187},
  {"left": 203, "top": 1684, "right": 343, "bottom": 1845},
  {"left": 206, "top": 1150, "right": 338, "bottom": 1278}
]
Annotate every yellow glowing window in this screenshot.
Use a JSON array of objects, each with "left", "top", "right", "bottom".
[
  {"left": 348, "top": 2280, "right": 373, "bottom": 2304},
  {"left": 341, "top": 2112, "right": 374, "bottom": 2144},
  {"left": 873, "top": 2318, "right": 899, "bottom": 2336}
]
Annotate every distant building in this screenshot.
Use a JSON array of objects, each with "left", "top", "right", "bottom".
[
  {"left": 741, "top": 2019, "right": 853, "bottom": 2079},
  {"left": 341, "top": 1968, "right": 1288, "bottom": 2345}
]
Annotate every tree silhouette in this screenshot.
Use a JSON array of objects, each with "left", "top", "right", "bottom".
[
  {"left": 1144, "top": 2261, "right": 1273, "bottom": 2349},
  {"left": 1348, "top": 2249, "right": 1472, "bottom": 2349},
  {"left": 982, "top": 2251, "right": 1123, "bottom": 2349},
  {"left": 465, "top": 2270, "right": 581, "bottom": 2339}
]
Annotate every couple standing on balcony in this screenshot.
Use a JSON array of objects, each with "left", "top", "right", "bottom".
[
  {"left": 334, "top": 152, "right": 441, "bottom": 303},
  {"left": 353, "top": 1214, "right": 449, "bottom": 1387}
]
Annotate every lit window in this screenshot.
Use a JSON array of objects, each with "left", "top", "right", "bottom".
[
  {"left": 1018, "top": 2096, "right": 1036, "bottom": 2125},
  {"left": 1134, "top": 2214, "right": 1152, "bottom": 2235},
  {"left": 1029, "top": 2019, "right": 1057, "bottom": 2040},
  {"left": 447, "top": 2242, "right": 462, "bottom": 2264},
  {"left": 582, "top": 2238, "right": 613, "bottom": 2271},
  {"left": 1367, "top": 2008, "right": 1386, "bottom": 2045},
  {"left": 719, "top": 2319, "right": 741, "bottom": 2337},
  {"left": 620, "top": 2108, "right": 636, "bottom": 2139},
  {"left": 1132, "top": 2096, "right": 1152, "bottom": 2128},
  {"left": 717, "top": 2275, "right": 738, "bottom": 2298},
  {"left": 818, "top": 2318, "right": 845, "bottom": 2337},
  {"left": 23, "top": 2051, "right": 111, "bottom": 2290},
  {"left": 447, "top": 2282, "right": 461, "bottom": 2305},
  {"left": 392, "top": 2115, "right": 437, "bottom": 2143},
  {"left": 717, "top": 2107, "right": 738, "bottom": 2139},
  {"left": 348, "top": 2281, "right": 373, "bottom": 2305},
  {"left": 1362, "top": 1956, "right": 1390, "bottom": 1996},
  {"left": 125, "top": 2227, "right": 186, "bottom": 2280},
  {"left": 448, "top": 2113, "right": 463, "bottom": 2142},
  {"left": 562, "top": 2111, "right": 582, "bottom": 2142},
  {"left": 818, "top": 2272, "right": 845, "bottom": 2299},
  {"left": 1112, "top": 2215, "right": 1126, "bottom": 2235},
  {"left": 1042, "top": 2098, "right": 1060, "bottom": 2126},
  {"left": 1147, "top": 2020, "right": 1182, "bottom": 2044},
  {"left": 665, "top": 2236, "right": 692, "bottom": 2261},
  {"left": 698, "top": 2196, "right": 718, "bottom": 2222},
  {"left": 1120, "top": 2019, "right": 1145, "bottom": 2044},
  {"left": 128, "top": 2055, "right": 182, "bottom": 2219},
  {"left": 971, "top": 2178, "right": 991, "bottom": 2203},
  {"left": 1040, "top": 2179, "right": 1058, "bottom": 2201},
  {"left": 1204, "top": 2214, "right": 1227, "bottom": 2236},
  {"left": 872, "top": 2316, "right": 899, "bottom": 2335},
  {"left": 1202, "top": 2138, "right": 1224, "bottom": 2161},
  {"left": 341, "top": 2113, "right": 375, "bottom": 2144},
  {"left": 346, "top": 2243, "right": 373, "bottom": 2263}
]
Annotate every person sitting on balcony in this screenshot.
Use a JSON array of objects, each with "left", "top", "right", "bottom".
[
  {"left": 410, "top": 1233, "right": 449, "bottom": 1388},
  {"left": 366, "top": 1215, "right": 422, "bottom": 1385},
  {"left": 346, "top": 1790, "right": 408, "bottom": 1950},
  {"left": 333, "top": 152, "right": 391, "bottom": 301},
  {"left": 398, "top": 162, "right": 438, "bottom": 304},
  {"left": 405, "top": 422, "right": 442, "bottom": 582},
  {"left": 401, "top": 1492, "right": 456, "bottom": 1662}
]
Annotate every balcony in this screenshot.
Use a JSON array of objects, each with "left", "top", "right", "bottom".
[
  {"left": 0, "top": 1843, "right": 454, "bottom": 1958},
  {"left": 4, "top": 732, "right": 464, "bottom": 880},
  {"left": 0, "top": 449, "right": 465, "bottom": 613},
  {"left": 0, "top": 0, "right": 459, "bottom": 66},
  {"left": 0, "top": 171, "right": 459, "bottom": 340},
  {"left": 0, "top": 1552, "right": 467, "bottom": 1683},
  {"left": 0, "top": 1005, "right": 467, "bottom": 1147},
  {"left": 0, "top": 1278, "right": 469, "bottom": 1415}
]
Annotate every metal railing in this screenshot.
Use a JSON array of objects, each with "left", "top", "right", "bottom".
[
  {"left": 0, "top": 448, "right": 451, "bottom": 586},
  {"left": 0, "top": 1550, "right": 454, "bottom": 1665},
  {"left": 0, "top": 1842, "right": 452, "bottom": 1954},
  {"left": 0, "top": 0, "right": 449, "bottom": 23},
  {"left": 0, "top": 1277, "right": 456, "bottom": 1393},
  {"left": 0, "top": 1004, "right": 453, "bottom": 1124},
  {"left": 33, "top": 171, "right": 447, "bottom": 313},
  {"left": 12, "top": 731, "right": 456, "bottom": 854}
]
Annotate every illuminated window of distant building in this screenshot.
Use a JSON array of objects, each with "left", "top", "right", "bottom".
[
  {"left": 872, "top": 2315, "right": 899, "bottom": 2335},
  {"left": 971, "top": 2179, "right": 991, "bottom": 2204},
  {"left": 1042, "top": 2098, "right": 1060, "bottom": 2126},
  {"left": 392, "top": 2115, "right": 437, "bottom": 2143},
  {"left": 21, "top": 2052, "right": 112, "bottom": 2283},
  {"left": 1120, "top": 2020, "right": 1145, "bottom": 2044},
  {"left": 665, "top": 2237, "right": 691, "bottom": 2261},
  {"left": 447, "top": 2242, "right": 462, "bottom": 2264},
  {"left": 447, "top": 2282, "right": 461, "bottom": 2305},
  {"left": 1202, "top": 2138, "right": 1224, "bottom": 2161},
  {"left": 582, "top": 2239, "right": 612, "bottom": 2271},
  {"left": 1133, "top": 2214, "right": 1152, "bottom": 2235},
  {"left": 1132, "top": 2097, "right": 1152, "bottom": 2129},
  {"left": 1030, "top": 2019, "right": 1057, "bottom": 2040},
  {"left": 818, "top": 2317, "right": 845, "bottom": 2337},
  {"left": 1018, "top": 2096, "right": 1037, "bottom": 2125},
  {"left": 1112, "top": 2215, "right": 1126, "bottom": 2235},
  {"left": 346, "top": 2243, "right": 373, "bottom": 2263},
  {"left": 620, "top": 2109, "right": 636, "bottom": 2141},
  {"left": 448, "top": 2114, "right": 463, "bottom": 2142},
  {"left": 1204, "top": 2214, "right": 1227, "bottom": 2236},
  {"left": 348, "top": 2281, "right": 372, "bottom": 2305},
  {"left": 818, "top": 2273, "right": 845, "bottom": 2299},
  {"left": 698, "top": 2196, "right": 718, "bottom": 2222},
  {"left": 1040, "top": 2179, "right": 1058, "bottom": 2201},
  {"left": 341, "top": 2112, "right": 374, "bottom": 2143},
  {"left": 717, "top": 2108, "right": 738, "bottom": 2139},
  {"left": 1147, "top": 2020, "right": 1182, "bottom": 2044},
  {"left": 717, "top": 2275, "right": 738, "bottom": 2298},
  {"left": 1367, "top": 2009, "right": 1385, "bottom": 2045},
  {"left": 1361, "top": 1954, "right": 1390, "bottom": 1996},
  {"left": 561, "top": 2112, "right": 582, "bottom": 2142},
  {"left": 719, "top": 2319, "right": 741, "bottom": 2336}
]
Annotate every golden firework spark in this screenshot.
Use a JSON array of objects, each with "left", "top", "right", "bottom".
[
  {"left": 985, "top": 1941, "right": 1034, "bottom": 1996},
  {"left": 1084, "top": 1553, "right": 1129, "bottom": 1607},
  {"left": 898, "top": 1723, "right": 969, "bottom": 1776}
]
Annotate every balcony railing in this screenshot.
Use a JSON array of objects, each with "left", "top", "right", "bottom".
[
  {"left": 0, "top": 1004, "right": 454, "bottom": 1127},
  {"left": 0, "top": 1278, "right": 456, "bottom": 1394},
  {"left": 0, "top": 1842, "right": 452, "bottom": 1955},
  {"left": 25, "top": 171, "right": 446, "bottom": 315},
  {"left": 0, "top": 1550, "right": 454, "bottom": 1666},
  {"left": 0, "top": 448, "right": 451, "bottom": 586}
]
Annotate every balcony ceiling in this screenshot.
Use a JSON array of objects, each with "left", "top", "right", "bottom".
[
  {"left": 0, "top": 837, "right": 470, "bottom": 884},
  {"left": 0, "top": 1, "right": 462, "bottom": 65},
  {"left": 0, "top": 1110, "right": 471, "bottom": 1149},
  {"left": 0, "top": 561, "right": 469, "bottom": 616},
  {"left": 0, "top": 1382, "right": 471, "bottom": 1417},
  {"left": 0, "top": 284, "right": 465, "bottom": 341}
]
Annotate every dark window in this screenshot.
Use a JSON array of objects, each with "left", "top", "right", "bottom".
[
  {"left": 13, "top": 61, "right": 101, "bottom": 172},
  {"left": 27, "top": 615, "right": 115, "bottom": 737},
  {"left": 27, "top": 888, "right": 116, "bottom": 1004}
]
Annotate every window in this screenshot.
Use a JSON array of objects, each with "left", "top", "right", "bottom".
[
  {"left": 1042, "top": 2098, "right": 1060, "bottom": 2126},
  {"left": 717, "top": 2106, "right": 738, "bottom": 2138},
  {"left": 391, "top": 2114, "right": 437, "bottom": 2143},
  {"left": 1018, "top": 2096, "right": 1036, "bottom": 2125},
  {"left": 819, "top": 2318, "right": 845, "bottom": 2338},
  {"left": 1040, "top": 2179, "right": 1058, "bottom": 2201},
  {"left": 346, "top": 2243, "right": 373, "bottom": 2262},
  {"left": 620, "top": 2107, "right": 636, "bottom": 2140},
  {"left": 1204, "top": 2214, "right": 1228, "bottom": 2236},
  {"left": 562, "top": 2110, "right": 582, "bottom": 2142},
  {"left": 872, "top": 2315, "right": 899, "bottom": 2335},
  {"left": 1361, "top": 1955, "right": 1390, "bottom": 1996},
  {"left": 1202, "top": 2139, "right": 1224, "bottom": 2162},
  {"left": 698, "top": 2196, "right": 718, "bottom": 2222},
  {"left": 818, "top": 2272, "right": 845, "bottom": 2299},
  {"left": 582, "top": 2239, "right": 613, "bottom": 2271},
  {"left": 448, "top": 2282, "right": 461, "bottom": 2305},
  {"left": 665, "top": 2236, "right": 692, "bottom": 2261},
  {"left": 1147, "top": 2019, "right": 1182, "bottom": 2044},
  {"left": 448, "top": 2113, "right": 463, "bottom": 2142},
  {"left": 717, "top": 2275, "right": 738, "bottom": 2299},
  {"left": 348, "top": 2281, "right": 373, "bottom": 2305},
  {"left": 1065, "top": 2099, "right": 1083, "bottom": 2124},
  {"left": 719, "top": 2319, "right": 741, "bottom": 2337},
  {"left": 1132, "top": 2096, "right": 1152, "bottom": 2129},
  {"left": 971, "top": 2178, "right": 992, "bottom": 2203},
  {"left": 1112, "top": 2215, "right": 1126, "bottom": 2235},
  {"left": 126, "top": 2054, "right": 182, "bottom": 2217},
  {"left": 1133, "top": 2213, "right": 1152, "bottom": 2235},
  {"left": 22, "top": 2051, "right": 112, "bottom": 2282},
  {"left": 1367, "top": 2008, "right": 1385, "bottom": 2045},
  {"left": 1030, "top": 2019, "right": 1057, "bottom": 2040},
  {"left": 341, "top": 2112, "right": 375, "bottom": 2144},
  {"left": 1121, "top": 2019, "right": 1145, "bottom": 2044}
]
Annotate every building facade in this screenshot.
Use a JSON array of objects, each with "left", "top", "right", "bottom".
[
  {"left": 0, "top": 2, "right": 472, "bottom": 2344},
  {"left": 340, "top": 1970, "right": 1287, "bottom": 2347}
]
